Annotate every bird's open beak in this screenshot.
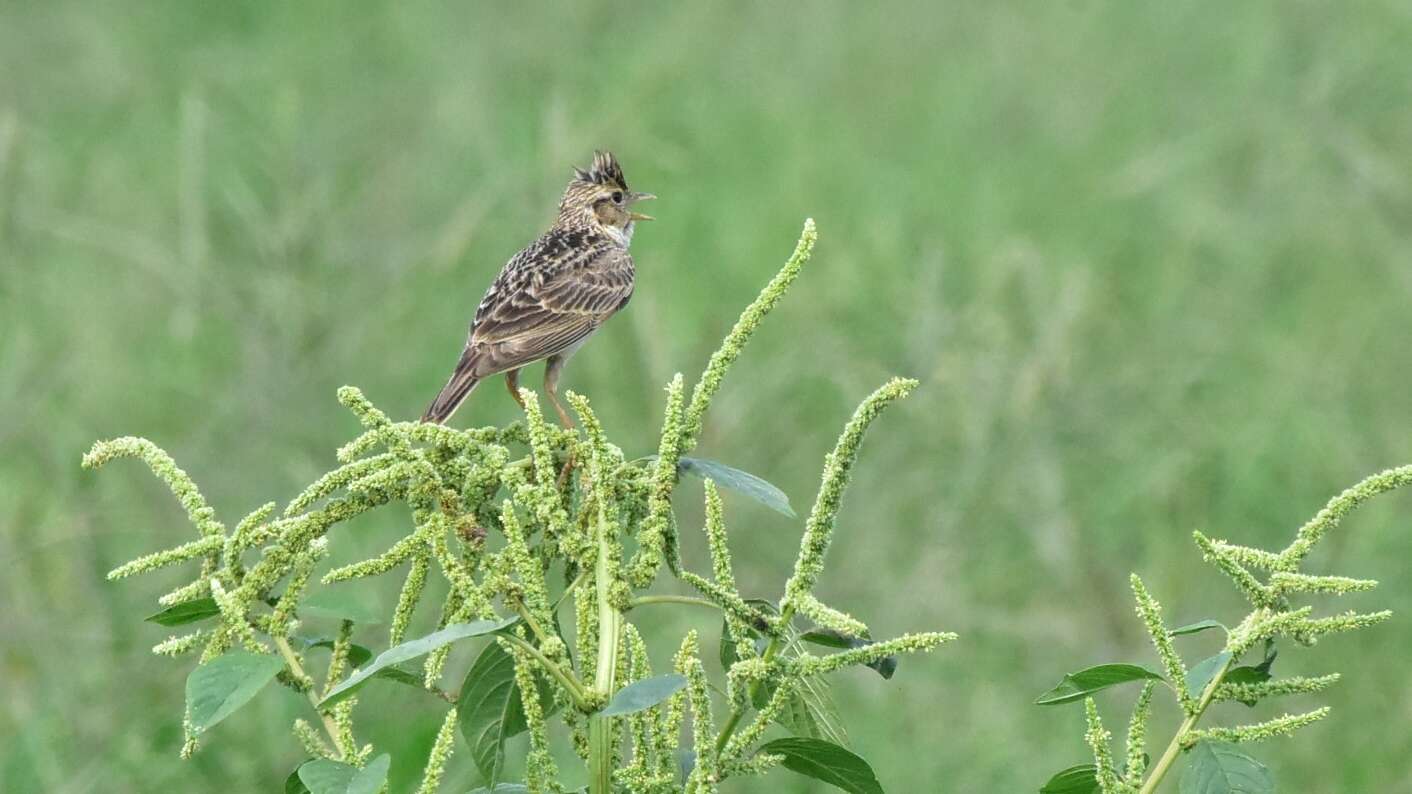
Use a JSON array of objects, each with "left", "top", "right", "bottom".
[{"left": 628, "top": 191, "right": 656, "bottom": 221}]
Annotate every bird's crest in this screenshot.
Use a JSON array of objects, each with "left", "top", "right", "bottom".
[{"left": 573, "top": 151, "right": 628, "bottom": 191}]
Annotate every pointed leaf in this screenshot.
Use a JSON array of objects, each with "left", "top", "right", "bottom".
[
  {"left": 1035, "top": 664, "right": 1164, "bottom": 705},
  {"left": 298, "top": 760, "right": 356, "bottom": 793},
  {"left": 1223, "top": 647, "right": 1277, "bottom": 707},
  {"left": 675, "top": 749, "right": 697, "bottom": 784},
  {"left": 296, "top": 754, "right": 389, "bottom": 794},
  {"left": 302, "top": 590, "right": 384, "bottom": 625},
  {"left": 302, "top": 638, "right": 374, "bottom": 668},
  {"left": 1180, "top": 741, "right": 1273, "bottom": 794},
  {"left": 799, "top": 628, "right": 898, "bottom": 679},
  {"left": 375, "top": 665, "right": 427, "bottom": 688},
  {"left": 1170, "top": 620, "right": 1227, "bottom": 638},
  {"left": 186, "top": 651, "right": 286, "bottom": 733},
  {"left": 774, "top": 675, "right": 849, "bottom": 746},
  {"left": 677, "top": 457, "right": 796, "bottom": 518},
  {"left": 458, "top": 642, "right": 519, "bottom": 785},
  {"left": 1039, "top": 764, "right": 1100, "bottom": 793},
  {"left": 348, "top": 754, "right": 391, "bottom": 794},
  {"left": 320, "top": 617, "right": 517, "bottom": 707},
  {"left": 286, "top": 765, "right": 313, "bottom": 794},
  {"left": 146, "top": 597, "right": 221, "bottom": 627},
  {"left": 466, "top": 786, "right": 530, "bottom": 793},
  {"left": 1186, "top": 652, "right": 1232, "bottom": 700},
  {"left": 503, "top": 667, "right": 560, "bottom": 736},
  {"left": 600, "top": 674, "right": 688, "bottom": 717},
  {"left": 759, "top": 737, "right": 883, "bottom": 794},
  {"left": 720, "top": 617, "right": 740, "bottom": 671}
]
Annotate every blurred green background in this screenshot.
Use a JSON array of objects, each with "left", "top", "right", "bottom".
[{"left": 3, "top": 2, "right": 1411, "bottom": 791}]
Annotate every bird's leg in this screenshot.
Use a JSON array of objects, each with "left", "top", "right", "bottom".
[
  {"left": 543, "top": 356, "right": 575, "bottom": 430},
  {"left": 544, "top": 355, "right": 577, "bottom": 484},
  {"left": 504, "top": 368, "right": 526, "bottom": 410}
]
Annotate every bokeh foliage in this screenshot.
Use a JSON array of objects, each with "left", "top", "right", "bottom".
[{"left": 2, "top": 2, "right": 1411, "bottom": 791}]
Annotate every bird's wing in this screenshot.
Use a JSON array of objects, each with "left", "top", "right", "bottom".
[{"left": 461, "top": 233, "right": 634, "bottom": 378}]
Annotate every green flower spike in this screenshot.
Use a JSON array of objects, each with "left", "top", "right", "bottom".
[
  {"left": 783, "top": 377, "right": 918, "bottom": 608},
  {"left": 1129, "top": 574, "right": 1193, "bottom": 714},
  {"left": 1182, "top": 707, "right": 1331, "bottom": 747},
  {"left": 1084, "top": 697, "right": 1126, "bottom": 794},
  {"left": 88, "top": 220, "right": 960, "bottom": 794},
  {"left": 1054, "top": 466, "right": 1412, "bottom": 794},
  {"left": 628, "top": 373, "right": 685, "bottom": 587},
  {"left": 1278, "top": 464, "right": 1412, "bottom": 569},
  {"left": 683, "top": 218, "right": 817, "bottom": 450},
  {"left": 508, "top": 639, "right": 562, "bottom": 793},
  {"left": 1214, "top": 673, "right": 1340, "bottom": 704},
  {"left": 414, "top": 707, "right": 460, "bottom": 794},
  {"left": 1124, "top": 681, "right": 1155, "bottom": 780}
]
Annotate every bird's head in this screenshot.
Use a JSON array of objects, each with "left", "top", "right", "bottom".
[{"left": 558, "top": 151, "right": 655, "bottom": 236}]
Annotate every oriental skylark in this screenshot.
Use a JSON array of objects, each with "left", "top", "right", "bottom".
[{"left": 422, "top": 151, "right": 654, "bottom": 426}]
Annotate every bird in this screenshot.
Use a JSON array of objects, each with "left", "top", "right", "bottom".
[{"left": 422, "top": 151, "right": 654, "bottom": 427}]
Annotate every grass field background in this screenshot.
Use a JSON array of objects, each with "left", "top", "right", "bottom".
[{"left": 3, "top": 2, "right": 1411, "bottom": 791}]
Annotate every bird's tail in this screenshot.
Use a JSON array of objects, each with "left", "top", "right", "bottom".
[{"left": 422, "top": 355, "right": 482, "bottom": 424}]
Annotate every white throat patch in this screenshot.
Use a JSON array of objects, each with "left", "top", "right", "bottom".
[{"left": 604, "top": 222, "right": 634, "bottom": 248}]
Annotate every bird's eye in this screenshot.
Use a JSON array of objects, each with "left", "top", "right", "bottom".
[{"left": 611, "top": 191, "right": 624, "bottom": 203}]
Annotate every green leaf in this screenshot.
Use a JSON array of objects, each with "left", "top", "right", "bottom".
[
  {"left": 719, "top": 617, "right": 739, "bottom": 671},
  {"left": 799, "top": 628, "right": 898, "bottom": 679},
  {"left": 677, "top": 457, "right": 796, "bottom": 518},
  {"left": 286, "top": 765, "right": 312, "bottom": 794},
  {"left": 1039, "top": 764, "right": 1100, "bottom": 793},
  {"left": 295, "top": 754, "right": 389, "bottom": 794},
  {"left": 1186, "top": 652, "right": 1233, "bottom": 700},
  {"left": 370, "top": 665, "right": 429, "bottom": 689},
  {"left": 1180, "top": 741, "right": 1273, "bottom": 794},
  {"left": 297, "top": 760, "right": 354, "bottom": 793},
  {"left": 302, "top": 638, "right": 374, "bottom": 668},
  {"left": 348, "top": 754, "right": 391, "bottom": 794},
  {"left": 1170, "top": 620, "right": 1227, "bottom": 638},
  {"left": 1035, "top": 664, "right": 1165, "bottom": 705},
  {"left": 756, "top": 623, "right": 848, "bottom": 744},
  {"left": 185, "top": 651, "right": 286, "bottom": 734},
  {"left": 320, "top": 617, "right": 517, "bottom": 707},
  {"left": 465, "top": 786, "right": 530, "bottom": 793},
  {"left": 1223, "top": 647, "right": 1277, "bottom": 707},
  {"left": 458, "top": 641, "right": 519, "bottom": 786},
  {"left": 600, "top": 674, "right": 688, "bottom": 716},
  {"left": 146, "top": 597, "right": 221, "bottom": 627},
  {"left": 798, "top": 629, "right": 854, "bottom": 649},
  {"left": 721, "top": 600, "right": 779, "bottom": 670},
  {"left": 775, "top": 675, "right": 849, "bottom": 746},
  {"left": 503, "top": 666, "right": 560, "bottom": 735},
  {"left": 758, "top": 737, "right": 883, "bottom": 794},
  {"left": 675, "top": 749, "right": 697, "bottom": 784},
  {"left": 302, "top": 589, "right": 384, "bottom": 625}
]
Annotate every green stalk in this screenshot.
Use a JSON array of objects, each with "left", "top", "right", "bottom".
[
  {"left": 500, "top": 632, "right": 590, "bottom": 711},
  {"left": 713, "top": 603, "right": 795, "bottom": 757},
  {"left": 1137, "top": 654, "right": 1235, "bottom": 793},
  {"left": 273, "top": 635, "right": 345, "bottom": 761},
  {"left": 628, "top": 594, "right": 721, "bottom": 611},
  {"left": 588, "top": 512, "right": 622, "bottom": 794}
]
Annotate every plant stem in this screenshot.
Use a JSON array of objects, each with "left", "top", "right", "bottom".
[
  {"left": 1137, "top": 653, "right": 1236, "bottom": 793},
  {"left": 505, "top": 577, "right": 596, "bottom": 708},
  {"left": 555, "top": 568, "right": 590, "bottom": 610},
  {"left": 713, "top": 603, "right": 795, "bottom": 757},
  {"left": 628, "top": 594, "right": 721, "bottom": 611},
  {"left": 509, "top": 595, "right": 553, "bottom": 646},
  {"left": 500, "top": 632, "right": 591, "bottom": 710},
  {"left": 588, "top": 511, "right": 622, "bottom": 794},
  {"left": 273, "top": 635, "right": 345, "bottom": 761}
]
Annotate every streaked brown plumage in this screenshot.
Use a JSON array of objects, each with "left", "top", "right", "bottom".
[{"left": 423, "top": 151, "right": 654, "bottom": 426}]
